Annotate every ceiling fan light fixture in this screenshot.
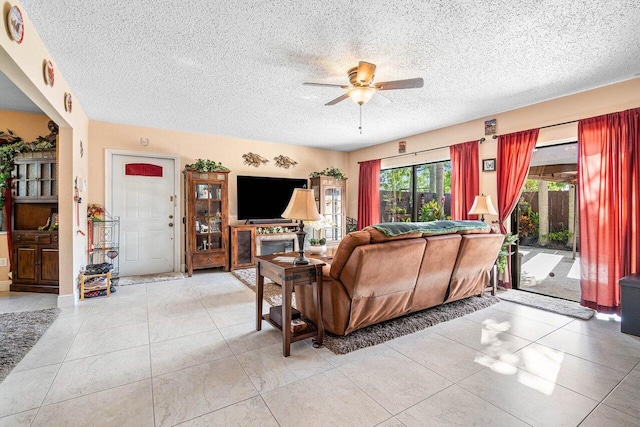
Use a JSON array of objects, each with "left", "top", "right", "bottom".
[{"left": 348, "top": 86, "right": 376, "bottom": 105}]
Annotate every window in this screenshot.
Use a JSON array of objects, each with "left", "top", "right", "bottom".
[{"left": 380, "top": 160, "right": 451, "bottom": 222}]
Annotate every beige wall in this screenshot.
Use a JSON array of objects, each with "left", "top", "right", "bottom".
[
  {"left": 0, "top": 110, "right": 52, "bottom": 284},
  {"left": 1, "top": 0, "right": 90, "bottom": 299},
  {"left": 88, "top": 120, "right": 347, "bottom": 228},
  {"left": 346, "top": 78, "right": 640, "bottom": 227}
]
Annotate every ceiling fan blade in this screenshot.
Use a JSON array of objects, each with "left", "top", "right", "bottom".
[
  {"left": 325, "top": 93, "right": 349, "bottom": 106},
  {"left": 304, "top": 82, "right": 350, "bottom": 88},
  {"left": 375, "top": 78, "right": 424, "bottom": 90},
  {"left": 356, "top": 61, "right": 376, "bottom": 84}
]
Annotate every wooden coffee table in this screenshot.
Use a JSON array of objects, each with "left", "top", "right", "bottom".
[{"left": 255, "top": 253, "right": 325, "bottom": 357}]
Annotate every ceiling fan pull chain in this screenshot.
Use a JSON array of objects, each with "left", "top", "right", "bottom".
[{"left": 359, "top": 104, "right": 363, "bottom": 134}]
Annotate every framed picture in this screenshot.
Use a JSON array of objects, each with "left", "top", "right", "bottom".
[
  {"left": 398, "top": 140, "right": 406, "bottom": 153},
  {"left": 484, "top": 118, "right": 497, "bottom": 135},
  {"left": 483, "top": 158, "right": 496, "bottom": 172}
]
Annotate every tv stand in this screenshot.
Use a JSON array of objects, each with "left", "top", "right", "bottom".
[
  {"left": 247, "top": 219, "right": 293, "bottom": 225},
  {"left": 230, "top": 222, "right": 299, "bottom": 270}
]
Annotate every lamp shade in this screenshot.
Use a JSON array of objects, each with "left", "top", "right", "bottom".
[
  {"left": 348, "top": 87, "right": 376, "bottom": 105},
  {"left": 468, "top": 194, "right": 498, "bottom": 216},
  {"left": 282, "top": 188, "right": 322, "bottom": 222}
]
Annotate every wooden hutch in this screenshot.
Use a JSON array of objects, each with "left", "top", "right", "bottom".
[{"left": 11, "top": 150, "right": 59, "bottom": 293}]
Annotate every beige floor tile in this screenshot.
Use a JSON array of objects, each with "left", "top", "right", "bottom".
[
  {"left": 65, "top": 321, "right": 149, "bottom": 360},
  {"left": 33, "top": 379, "right": 154, "bottom": 427},
  {"left": 236, "top": 341, "right": 333, "bottom": 393},
  {"left": 262, "top": 369, "right": 390, "bottom": 427},
  {"left": 375, "top": 417, "right": 407, "bottom": 427},
  {"left": 0, "top": 365, "right": 59, "bottom": 418},
  {"left": 149, "top": 309, "right": 216, "bottom": 343},
  {"left": 492, "top": 301, "right": 574, "bottom": 327},
  {"left": 464, "top": 306, "right": 560, "bottom": 341},
  {"left": 312, "top": 341, "right": 391, "bottom": 368},
  {"left": 459, "top": 366, "right": 598, "bottom": 426},
  {"left": 396, "top": 384, "right": 528, "bottom": 427},
  {"left": 501, "top": 342, "right": 628, "bottom": 401},
  {"left": 44, "top": 345, "right": 151, "bottom": 405},
  {"left": 538, "top": 328, "right": 640, "bottom": 372},
  {"left": 42, "top": 314, "right": 84, "bottom": 338},
  {"left": 438, "top": 318, "right": 531, "bottom": 359},
  {"left": 388, "top": 332, "right": 495, "bottom": 382},
  {"left": 12, "top": 333, "right": 75, "bottom": 372},
  {"left": 153, "top": 356, "right": 257, "bottom": 427},
  {"left": 0, "top": 409, "right": 38, "bottom": 427},
  {"left": 581, "top": 403, "right": 640, "bottom": 427},
  {"left": 78, "top": 305, "right": 148, "bottom": 334},
  {"left": 218, "top": 319, "right": 282, "bottom": 354},
  {"left": 207, "top": 300, "right": 261, "bottom": 328},
  {"left": 150, "top": 329, "right": 232, "bottom": 375},
  {"left": 147, "top": 298, "right": 206, "bottom": 320},
  {"left": 602, "top": 369, "right": 640, "bottom": 419},
  {"left": 178, "top": 396, "right": 279, "bottom": 426},
  {"left": 337, "top": 349, "right": 452, "bottom": 415}
]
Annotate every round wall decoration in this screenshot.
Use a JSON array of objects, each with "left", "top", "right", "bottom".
[
  {"left": 6, "top": 5, "right": 25, "bottom": 44},
  {"left": 64, "top": 92, "right": 72, "bottom": 113},
  {"left": 43, "top": 60, "right": 55, "bottom": 87}
]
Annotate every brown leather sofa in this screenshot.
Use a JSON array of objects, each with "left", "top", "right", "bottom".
[{"left": 296, "top": 224, "right": 504, "bottom": 336}]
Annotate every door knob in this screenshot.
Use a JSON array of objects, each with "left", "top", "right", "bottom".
[
  {"left": 168, "top": 222, "right": 174, "bottom": 227},
  {"left": 169, "top": 215, "right": 174, "bottom": 219}
]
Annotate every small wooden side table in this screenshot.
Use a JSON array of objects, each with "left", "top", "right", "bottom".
[{"left": 255, "top": 253, "right": 325, "bottom": 357}]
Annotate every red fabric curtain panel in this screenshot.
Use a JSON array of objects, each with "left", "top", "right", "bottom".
[
  {"left": 496, "top": 129, "right": 540, "bottom": 233},
  {"left": 357, "top": 159, "right": 381, "bottom": 229},
  {"left": 577, "top": 107, "right": 640, "bottom": 313},
  {"left": 450, "top": 140, "right": 480, "bottom": 220}
]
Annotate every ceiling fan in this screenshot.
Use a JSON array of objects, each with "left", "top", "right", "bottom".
[{"left": 303, "top": 61, "right": 424, "bottom": 106}]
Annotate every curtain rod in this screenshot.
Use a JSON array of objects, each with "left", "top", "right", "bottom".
[
  {"left": 491, "top": 119, "right": 579, "bottom": 139},
  {"left": 357, "top": 137, "right": 486, "bottom": 164}
]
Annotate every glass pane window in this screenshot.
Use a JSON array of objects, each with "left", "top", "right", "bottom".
[
  {"left": 380, "top": 167, "right": 413, "bottom": 222},
  {"left": 380, "top": 161, "right": 451, "bottom": 222}
]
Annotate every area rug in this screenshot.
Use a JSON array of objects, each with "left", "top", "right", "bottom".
[
  {"left": 323, "top": 296, "right": 500, "bottom": 354},
  {"left": 497, "top": 289, "right": 595, "bottom": 320},
  {"left": 117, "top": 272, "right": 186, "bottom": 286},
  {"left": 0, "top": 308, "right": 60, "bottom": 382},
  {"left": 231, "top": 268, "right": 294, "bottom": 306}
]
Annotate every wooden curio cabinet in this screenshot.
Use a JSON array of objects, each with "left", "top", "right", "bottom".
[
  {"left": 183, "top": 169, "right": 230, "bottom": 275},
  {"left": 11, "top": 150, "right": 59, "bottom": 293},
  {"left": 309, "top": 175, "right": 347, "bottom": 244},
  {"left": 230, "top": 225, "right": 256, "bottom": 270}
]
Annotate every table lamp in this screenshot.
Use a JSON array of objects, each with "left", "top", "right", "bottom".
[
  {"left": 468, "top": 194, "right": 498, "bottom": 222},
  {"left": 282, "top": 188, "right": 322, "bottom": 264}
]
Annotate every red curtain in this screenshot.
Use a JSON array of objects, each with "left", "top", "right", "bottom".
[
  {"left": 496, "top": 129, "right": 539, "bottom": 288},
  {"left": 577, "top": 107, "right": 640, "bottom": 313},
  {"left": 357, "top": 159, "right": 381, "bottom": 229},
  {"left": 450, "top": 140, "right": 479, "bottom": 220},
  {"left": 497, "top": 129, "right": 540, "bottom": 233}
]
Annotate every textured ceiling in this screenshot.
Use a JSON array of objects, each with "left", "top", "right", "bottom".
[{"left": 10, "top": 0, "right": 640, "bottom": 151}]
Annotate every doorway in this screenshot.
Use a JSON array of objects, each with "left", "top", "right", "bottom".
[
  {"left": 513, "top": 142, "right": 580, "bottom": 301},
  {"left": 107, "top": 151, "right": 180, "bottom": 276}
]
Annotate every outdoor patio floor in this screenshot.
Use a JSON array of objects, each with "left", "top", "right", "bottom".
[{"left": 518, "top": 245, "right": 581, "bottom": 302}]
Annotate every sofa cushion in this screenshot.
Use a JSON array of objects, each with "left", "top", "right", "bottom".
[
  {"left": 365, "top": 226, "right": 423, "bottom": 243},
  {"left": 329, "top": 230, "right": 371, "bottom": 280}
]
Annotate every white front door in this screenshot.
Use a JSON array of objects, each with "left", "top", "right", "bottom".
[{"left": 111, "top": 154, "right": 176, "bottom": 276}]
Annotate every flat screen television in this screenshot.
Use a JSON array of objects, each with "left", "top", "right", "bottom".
[{"left": 237, "top": 175, "right": 308, "bottom": 221}]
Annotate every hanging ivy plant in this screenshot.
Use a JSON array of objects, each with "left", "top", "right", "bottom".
[
  {"left": 0, "top": 129, "right": 56, "bottom": 209},
  {"left": 185, "top": 158, "right": 229, "bottom": 172},
  {"left": 309, "top": 166, "right": 346, "bottom": 180}
]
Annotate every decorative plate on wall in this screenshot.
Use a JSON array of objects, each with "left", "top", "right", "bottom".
[
  {"left": 43, "top": 60, "right": 55, "bottom": 86},
  {"left": 6, "top": 5, "right": 24, "bottom": 44},
  {"left": 64, "top": 92, "right": 72, "bottom": 113}
]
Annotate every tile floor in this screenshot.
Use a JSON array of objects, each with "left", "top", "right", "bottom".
[{"left": 1, "top": 271, "right": 640, "bottom": 426}]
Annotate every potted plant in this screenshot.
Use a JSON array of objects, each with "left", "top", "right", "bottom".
[
  {"left": 497, "top": 233, "right": 519, "bottom": 275},
  {"left": 309, "top": 167, "right": 346, "bottom": 180},
  {"left": 308, "top": 237, "right": 327, "bottom": 254}
]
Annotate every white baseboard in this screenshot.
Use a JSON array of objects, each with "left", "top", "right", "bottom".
[
  {"left": 0, "top": 280, "right": 10, "bottom": 292},
  {"left": 57, "top": 293, "right": 76, "bottom": 308}
]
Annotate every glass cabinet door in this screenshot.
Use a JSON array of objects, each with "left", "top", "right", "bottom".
[
  {"left": 324, "top": 187, "right": 343, "bottom": 241},
  {"left": 194, "top": 182, "right": 223, "bottom": 252}
]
